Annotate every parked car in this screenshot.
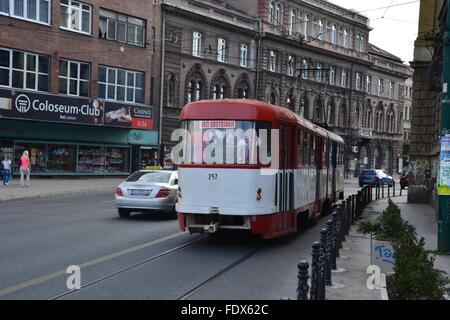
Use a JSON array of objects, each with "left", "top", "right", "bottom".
[
  {"left": 359, "top": 169, "right": 394, "bottom": 187},
  {"left": 115, "top": 170, "right": 178, "bottom": 218},
  {"left": 400, "top": 172, "right": 409, "bottom": 190}
]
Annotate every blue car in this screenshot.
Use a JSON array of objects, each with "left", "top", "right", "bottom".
[{"left": 359, "top": 169, "right": 394, "bottom": 187}]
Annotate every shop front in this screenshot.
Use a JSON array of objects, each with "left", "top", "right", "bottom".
[{"left": 0, "top": 89, "right": 159, "bottom": 176}]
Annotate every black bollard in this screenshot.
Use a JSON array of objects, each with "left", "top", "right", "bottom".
[
  {"left": 326, "top": 220, "right": 334, "bottom": 283},
  {"left": 388, "top": 181, "right": 391, "bottom": 198},
  {"left": 310, "top": 242, "right": 321, "bottom": 300},
  {"left": 319, "top": 229, "right": 328, "bottom": 299},
  {"left": 382, "top": 181, "right": 384, "bottom": 198},
  {"left": 330, "top": 217, "right": 338, "bottom": 269},
  {"left": 393, "top": 180, "right": 396, "bottom": 197},
  {"left": 297, "top": 261, "right": 310, "bottom": 300}
]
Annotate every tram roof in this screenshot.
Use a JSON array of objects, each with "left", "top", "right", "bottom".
[{"left": 180, "top": 99, "right": 344, "bottom": 144}]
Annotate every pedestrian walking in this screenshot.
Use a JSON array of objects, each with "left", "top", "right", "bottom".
[
  {"left": 2, "top": 155, "right": 12, "bottom": 186},
  {"left": 20, "top": 151, "right": 31, "bottom": 187}
]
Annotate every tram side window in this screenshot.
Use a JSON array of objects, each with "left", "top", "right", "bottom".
[
  {"left": 304, "top": 132, "right": 310, "bottom": 165},
  {"left": 310, "top": 134, "right": 315, "bottom": 166}
]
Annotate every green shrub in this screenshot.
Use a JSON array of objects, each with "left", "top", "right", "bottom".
[
  {"left": 387, "top": 235, "right": 450, "bottom": 300},
  {"left": 357, "top": 199, "right": 416, "bottom": 243}
]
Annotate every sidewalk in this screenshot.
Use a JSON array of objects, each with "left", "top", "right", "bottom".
[
  {"left": 327, "top": 190, "right": 450, "bottom": 300},
  {"left": 0, "top": 177, "right": 124, "bottom": 203}
]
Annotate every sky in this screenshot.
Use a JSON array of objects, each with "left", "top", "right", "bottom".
[{"left": 328, "top": 0, "right": 421, "bottom": 64}]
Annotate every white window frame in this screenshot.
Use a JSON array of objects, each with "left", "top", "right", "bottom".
[
  {"left": 98, "top": 65, "right": 144, "bottom": 104},
  {"left": 378, "top": 79, "right": 384, "bottom": 96},
  {"left": 329, "top": 66, "right": 336, "bottom": 85},
  {"left": 217, "top": 38, "right": 226, "bottom": 63},
  {"left": 287, "top": 55, "right": 295, "bottom": 76},
  {"left": 316, "top": 63, "right": 322, "bottom": 82},
  {"left": 318, "top": 20, "right": 324, "bottom": 40},
  {"left": 343, "top": 29, "right": 349, "bottom": 48},
  {"left": 269, "top": 50, "right": 277, "bottom": 72},
  {"left": 289, "top": 9, "right": 296, "bottom": 35},
  {"left": 99, "top": 9, "right": 146, "bottom": 47},
  {"left": 359, "top": 34, "right": 365, "bottom": 52},
  {"left": 331, "top": 24, "right": 337, "bottom": 45},
  {"left": 304, "top": 14, "right": 310, "bottom": 40},
  {"left": 0, "top": 47, "right": 50, "bottom": 92},
  {"left": 58, "top": 58, "right": 90, "bottom": 97},
  {"left": 366, "top": 75, "right": 372, "bottom": 94},
  {"left": 269, "top": 1, "right": 276, "bottom": 25},
  {"left": 60, "top": 0, "right": 92, "bottom": 35},
  {"left": 389, "top": 81, "right": 395, "bottom": 98},
  {"left": 192, "top": 31, "right": 202, "bottom": 57},
  {"left": 355, "top": 72, "right": 362, "bottom": 91},
  {"left": 341, "top": 69, "right": 348, "bottom": 88},
  {"left": 275, "top": 3, "right": 281, "bottom": 26},
  {"left": 302, "top": 58, "right": 308, "bottom": 79},
  {"left": 0, "top": 0, "right": 51, "bottom": 25},
  {"left": 240, "top": 44, "right": 248, "bottom": 68}
]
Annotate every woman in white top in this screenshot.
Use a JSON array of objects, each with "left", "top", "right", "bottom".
[{"left": 2, "top": 155, "right": 12, "bottom": 186}]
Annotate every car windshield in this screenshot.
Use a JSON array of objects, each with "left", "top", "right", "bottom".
[
  {"left": 362, "top": 170, "right": 376, "bottom": 176},
  {"left": 126, "top": 172, "right": 172, "bottom": 183}
]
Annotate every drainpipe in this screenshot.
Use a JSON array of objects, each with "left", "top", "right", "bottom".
[
  {"left": 159, "top": 9, "right": 166, "bottom": 147},
  {"left": 255, "top": 18, "right": 263, "bottom": 100}
]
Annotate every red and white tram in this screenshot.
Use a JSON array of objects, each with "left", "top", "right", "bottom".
[{"left": 176, "top": 99, "right": 345, "bottom": 239}]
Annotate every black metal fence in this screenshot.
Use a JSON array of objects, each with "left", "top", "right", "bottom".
[{"left": 297, "top": 181, "right": 400, "bottom": 300}]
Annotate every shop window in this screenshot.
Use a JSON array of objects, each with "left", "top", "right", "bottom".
[
  {"left": 140, "top": 148, "right": 160, "bottom": 169},
  {"left": 0, "top": 0, "right": 51, "bottom": 25},
  {"left": 98, "top": 65, "right": 144, "bottom": 104},
  {"left": 0, "top": 47, "right": 49, "bottom": 91},
  {"left": 99, "top": 8, "right": 146, "bottom": 47},
  {"left": 60, "top": 0, "right": 92, "bottom": 35},
  {"left": 14, "top": 143, "right": 47, "bottom": 173},
  {"left": 59, "top": 59, "right": 90, "bottom": 97},
  {"left": 78, "top": 145, "right": 130, "bottom": 174},
  {"left": 46, "top": 144, "right": 77, "bottom": 173}
]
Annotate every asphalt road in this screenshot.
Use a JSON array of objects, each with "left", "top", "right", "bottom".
[{"left": 0, "top": 182, "right": 364, "bottom": 300}]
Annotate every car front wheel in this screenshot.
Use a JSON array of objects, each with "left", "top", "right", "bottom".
[{"left": 118, "top": 209, "right": 131, "bottom": 218}]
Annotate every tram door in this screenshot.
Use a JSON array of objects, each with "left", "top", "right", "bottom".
[{"left": 279, "top": 125, "right": 295, "bottom": 230}]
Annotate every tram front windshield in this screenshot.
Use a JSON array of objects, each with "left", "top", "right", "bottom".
[{"left": 181, "top": 120, "right": 272, "bottom": 165}]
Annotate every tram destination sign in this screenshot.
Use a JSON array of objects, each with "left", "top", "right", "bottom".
[{"left": 0, "top": 89, "right": 103, "bottom": 126}]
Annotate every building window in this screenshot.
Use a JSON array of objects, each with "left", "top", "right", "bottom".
[
  {"left": 341, "top": 69, "right": 348, "bottom": 88},
  {"left": 355, "top": 72, "right": 362, "bottom": 91},
  {"left": 187, "top": 75, "right": 203, "bottom": 103},
  {"left": 212, "top": 83, "right": 228, "bottom": 100},
  {"left": 0, "top": 47, "right": 50, "bottom": 91},
  {"left": 275, "top": 3, "right": 281, "bottom": 26},
  {"left": 58, "top": 59, "right": 90, "bottom": 97},
  {"left": 331, "top": 24, "right": 337, "bottom": 44},
  {"left": 366, "top": 75, "right": 372, "bottom": 94},
  {"left": 304, "top": 14, "right": 310, "bottom": 40},
  {"left": 217, "top": 38, "right": 227, "bottom": 63},
  {"left": 0, "top": 0, "right": 50, "bottom": 25},
  {"left": 240, "top": 44, "right": 248, "bottom": 68},
  {"left": 99, "top": 9, "right": 146, "bottom": 47},
  {"left": 366, "top": 109, "right": 372, "bottom": 128},
  {"left": 167, "top": 75, "right": 177, "bottom": 107},
  {"left": 329, "top": 66, "right": 336, "bottom": 85},
  {"left": 192, "top": 31, "right": 202, "bottom": 57},
  {"left": 287, "top": 55, "right": 295, "bottom": 76},
  {"left": 355, "top": 107, "right": 360, "bottom": 128},
  {"left": 316, "top": 63, "right": 323, "bottom": 82},
  {"left": 389, "top": 81, "right": 395, "bottom": 98},
  {"left": 377, "top": 79, "right": 384, "bottom": 96},
  {"left": 359, "top": 35, "right": 365, "bottom": 52},
  {"left": 318, "top": 20, "right": 324, "bottom": 40},
  {"left": 237, "top": 83, "right": 249, "bottom": 99},
  {"left": 269, "top": 50, "right": 277, "bottom": 72},
  {"left": 268, "top": 91, "right": 277, "bottom": 105},
  {"left": 387, "top": 112, "right": 394, "bottom": 132},
  {"left": 98, "top": 66, "right": 144, "bottom": 104},
  {"left": 343, "top": 29, "right": 349, "bottom": 48},
  {"left": 376, "top": 110, "right": 384, "bottom": 131},
  {"left": 60, "top": 0, "right": 92, "bottom": 35},
  {"left": 269, "top": 1, "right": 276, "bottom": 25},
  {"left": 301, "top": 58, "right": 308, "bottom": 79}
]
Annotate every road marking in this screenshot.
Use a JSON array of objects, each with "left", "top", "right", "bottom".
[{"left": 0, "top": 232, "right": 184, "bottom": 297}]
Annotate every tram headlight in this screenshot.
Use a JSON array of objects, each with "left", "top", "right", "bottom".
[{"left": 257, "top": 188, "right": 262, "bottom": 201}]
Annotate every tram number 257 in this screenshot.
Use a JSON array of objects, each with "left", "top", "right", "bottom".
[{"left": 208, "top": 173, "right": 218, "bottom": 181}]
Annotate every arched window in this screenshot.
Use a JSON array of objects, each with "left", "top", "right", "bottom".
[
  {"left": 318, "top": 20, "right": 324, "bottom": 40},
  {"left": 275, "top": 3, "right": 282, "bottom": 26},
  {"left": 331, "top": 24, "right": 337, "bottom": 44},
  {"left": 387, "top": 111, "right": 395, "bottom": 133},
  {"left": 343, "top": 29, "right": 349, "bottom": 48},
  {"left": 212, "top": 77, "right": 229, "bottom": 99},
  {"left": 269, "top": 2, "right": 276, "bottom": 24},
  {"left": 289, "top": 9, "right": 297, "bottom": 35},
  {"left": 376, "top": 110, "right": 384, "bottom": 131},
  {"left": 286, "top": 93, "right": 295, "bottom": 111},
  {"left": 304, "top": 14, "right": 310, "bottom": 39},
  {"left": 187, "top": 78, "right": 203, "bottom": 103},
  {"left": 268, "top": 91, "right": 277, "bottom": 105},
  {"left": 167, "top": 75, "right": 177, "bottom": 107},
  {"left": 339, "top": 104, "right": 347, "bottom": 127},
  {"left": 366, "top": 109, "right": 372, "bottom": 128},
  {"left": 355, "top": 107, "right": 360, "bottom": 128}
]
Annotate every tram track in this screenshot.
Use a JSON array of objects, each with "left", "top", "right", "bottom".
[
  {"left": 48, "top": 235, "right": 208, "bottom": 300},
  {"left": 176, "top": 246, "right": 263, "bottom": 300}
]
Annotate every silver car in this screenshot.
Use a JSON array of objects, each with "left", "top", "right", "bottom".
[{"left": 115, "top": 170, "right": 178, "bottom": 218}]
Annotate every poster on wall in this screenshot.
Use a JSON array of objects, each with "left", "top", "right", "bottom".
[
  {"left": 438, "top": 135, "right": 450, "bottom": 196},
  {"left": 104, "top": 102, "right": 153, "bottom": 130},
  {"left": 0, "top": 89, "right": 103, "bottom": 126}
]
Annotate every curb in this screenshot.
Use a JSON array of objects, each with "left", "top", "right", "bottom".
[{"left": 0, "top": 188, "right": 116, "bottom": 203}]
